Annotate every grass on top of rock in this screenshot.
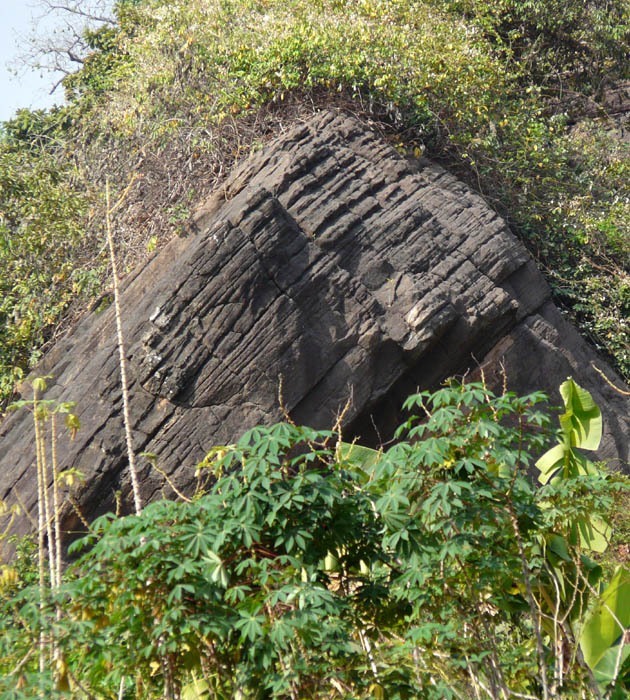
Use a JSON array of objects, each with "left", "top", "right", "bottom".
[{"left": 0, "top": 0, "right": 628, "bottom": 410}]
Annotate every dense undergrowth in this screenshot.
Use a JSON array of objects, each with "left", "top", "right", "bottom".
[
  {"left": 0, "top": 0, "right": 629, "bottom": 410},
  {"left": 0, "top": 379, "right": 628, "bottom": 698}
]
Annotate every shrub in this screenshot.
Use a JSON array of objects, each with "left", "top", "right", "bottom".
[
  {"left": 0, "top": 0, "right": 628, "bottom": 409},
  {"left": 1, "top": 381, "right": 627, "bottom": 698}
]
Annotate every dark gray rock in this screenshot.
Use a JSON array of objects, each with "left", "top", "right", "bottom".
[{"left": 1, "top": 110, "right": 628, "bottom": 550}]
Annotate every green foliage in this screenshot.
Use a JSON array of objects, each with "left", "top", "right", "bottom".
[
  {"left": 63, "top": 24, "right": 133, "bottom": 104},
  {"left": 433, "top": 0, "right": 629, "bottom": 89},
  {"left": 61, "top": 423, "right": 374, "bottom": 698},
  {"left": 0, "top": 123, "right": 94, "bottom": 408},
  {"left": 0, "top": 0, "right": 628, "bottom": 406},
  {"left": 1, "top": 381, "right": 627, "bottom": 698}
]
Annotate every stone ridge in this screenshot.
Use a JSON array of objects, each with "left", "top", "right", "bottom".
[{"left": 0, "top": 110, "right": 627, "bottom": 546}]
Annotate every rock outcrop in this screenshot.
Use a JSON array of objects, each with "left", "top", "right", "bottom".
[{"left": 1, "top": 110, "right": 628, "bottom": 546}]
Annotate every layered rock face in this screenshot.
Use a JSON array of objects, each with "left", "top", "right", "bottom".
[{"left": 1, "top": 111, "right": 628, "bottom": 544}]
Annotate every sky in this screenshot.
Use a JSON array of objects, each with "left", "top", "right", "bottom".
[
  {"left": 0, "top": 3, "right": 62, "bottom": 122},
  {"left": 0, "top": 1, "right": 114, "bottom": 123}
]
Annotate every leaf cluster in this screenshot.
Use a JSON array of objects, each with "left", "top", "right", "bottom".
[
  {"left": 3, "top": 381, "right": 627, "bottom": 698},
  {"left": 0, "top": 0, "right": 628, "bottom": 401}
]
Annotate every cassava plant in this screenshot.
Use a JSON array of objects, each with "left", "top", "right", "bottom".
[{"left": 0, "top": 378, "right": 627, "bottom": 698}]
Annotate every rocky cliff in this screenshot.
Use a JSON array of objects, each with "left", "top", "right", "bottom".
[{"left": 1, "top": 111, "right": 628, "bottom": 546}]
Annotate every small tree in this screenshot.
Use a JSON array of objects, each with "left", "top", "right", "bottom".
[{"left": 13, "top": 0, "right": 117, "bottom": 94}]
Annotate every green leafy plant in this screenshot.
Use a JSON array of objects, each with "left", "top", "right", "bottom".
[
  {"left": 536, "top": 377, "right": 610, "bottom": 549},
  {"left": 530, "top": 378, "right": 629, "bottom": 696},
  {"left": 2, "top": 379, "right": 626, "bottom": 698},
  {"left": 0, "top": 0, "right": 628, "bottom": 408}
]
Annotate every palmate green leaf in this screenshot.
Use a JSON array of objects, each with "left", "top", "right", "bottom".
[
  {"left": 269, "top": 617, "right": 296, "bottom": 649},
  {"left": 181, "top": 523, "right": 212, "bottom": 558},
  {"left": 580, "top": 565, "right": 630, "bottom": 685},
  {"left": 203, "top": 551, "right": 230, "bottom": 588},
  {"left": 375, "top": 491, "right": 410, "bottom": 532},
  {"left": 167, "top": 583, "right": 197, "bottom": 606},
  {"left": 426, "top": 405, "right": 460, "bottom": 433},
  {"left": 235, "top": 612, "right": 266, "bottom": 643}
]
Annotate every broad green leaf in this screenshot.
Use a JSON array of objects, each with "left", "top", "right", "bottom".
[
  {"left": 323, "top": 550, "right": 340, "bottom": 572},
  {"left": 580, "top": 566, "right": 630, "bottom": 681},
  {"left": 181, "top": 673, "right": 210, "bottom": 700},
  {"left": 573, "top": 514, "right": 611, "bottom": 553},
  {"left": 580, "top": 554, "right": 604, "bottom": 584},
  {"left": 591, "top": 644, "right": 630, "bottom": 687},
  {"left": 546, "top": 534, "right": 572, "bottom": 562},
  {"left": 338, "top": 441, "right": 381, "bottom": 472},
  {"left": 536, "top": 443, "right": 566, "bottom": 483},
  {"left": 559, "top": 378, "right": 602, "bottom": 451},
  {"left": 536, "top": 444, "right": 598, "bottom": 483},
  {"left": 570, "top": 451, "right": 600, "bottom": 478}
]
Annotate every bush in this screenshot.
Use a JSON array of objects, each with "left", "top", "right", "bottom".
[
  {"left": 1, "top": 381, "right": 627, "bottom": 698},
  {"left": 433, "top": 0, "right": 629, "bottom": 89},
  {"left": 0, "top": 124, "right": 94, "bottom": 404},
  {"left": 0, "top": 0, "right": 628, "bottom": 409}
]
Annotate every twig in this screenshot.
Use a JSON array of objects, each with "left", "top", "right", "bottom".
[
  {"left": 148, "top": 460, "right": 191, "bottom": 503},
  {"left": 276, "top": 374, "right": 296, "bottom": 425},
  {"left": 105, "top": 179, "right": 143, "bottom": 516},
  {"left": 66, "top": 494, "right": 91, "bottom": 531},
  {"left": 6, "top": 647, "right": 35, "bottom": 677},
  {"left": 11, "top": 489, "right": 38, "bottom": 530},
  {"left": 591, "top": 363, "right": 630, "bottom": 396}
]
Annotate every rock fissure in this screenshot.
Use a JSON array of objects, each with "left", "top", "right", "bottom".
[{"left": 0, "top": 110, "right": 627, "bottom": 544}]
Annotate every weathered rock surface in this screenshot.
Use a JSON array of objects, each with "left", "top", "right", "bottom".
[{"left": 1, "top": 110, "right": 628, "bottom": 546}]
